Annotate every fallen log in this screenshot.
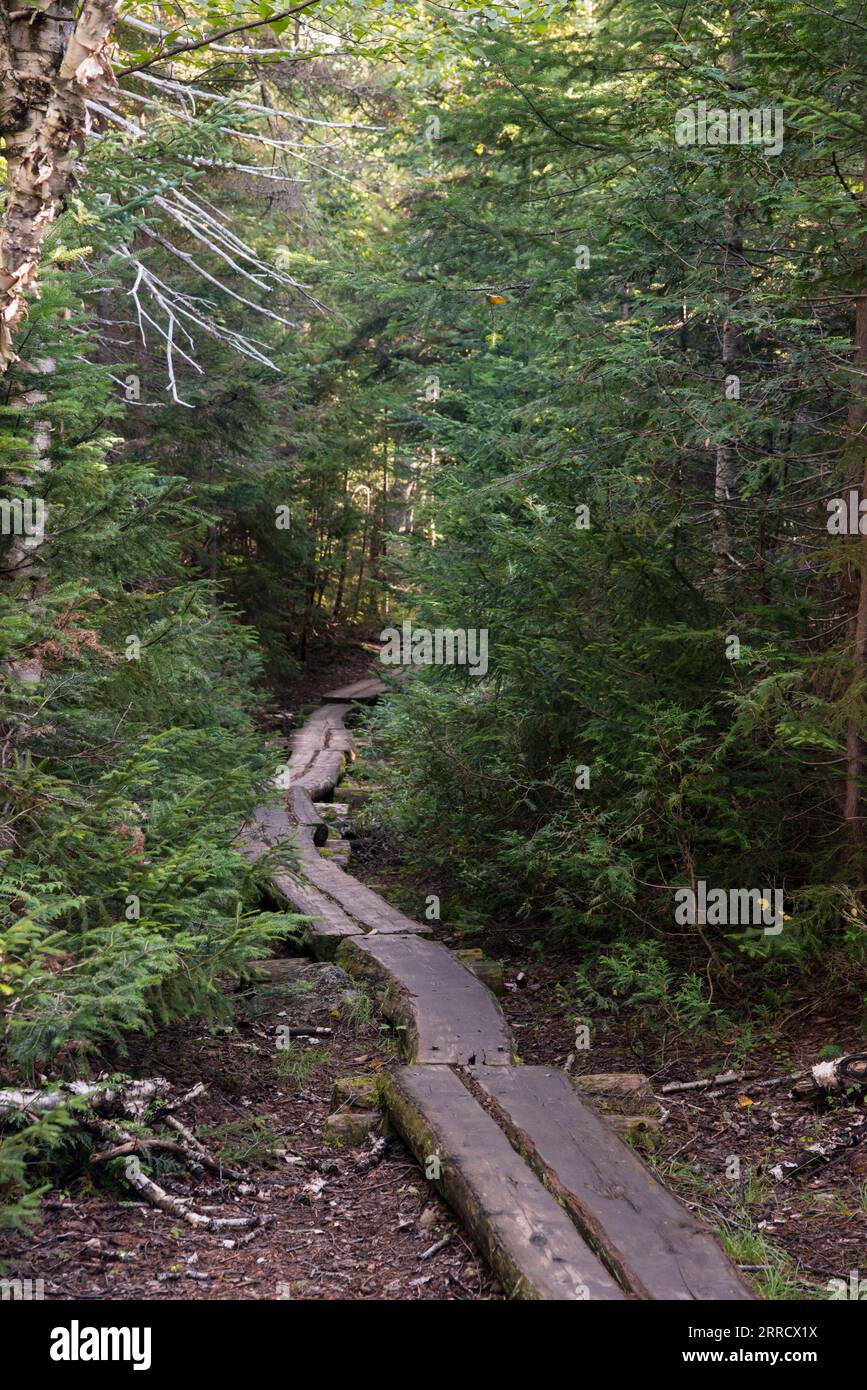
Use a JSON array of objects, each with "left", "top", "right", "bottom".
[
  {"left": 791, "top": 1052, "right": 867, "bottom": 1100},
  {"left": 100, "top": 1132, "right": 258, "bottom": 1231},
  {"left": 0, "top": 1077, "right": 170, "bottom": 1121}
]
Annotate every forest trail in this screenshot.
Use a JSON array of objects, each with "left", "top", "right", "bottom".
[{"left": 245, "top": 685, "right": 756, "bottom": 1302}]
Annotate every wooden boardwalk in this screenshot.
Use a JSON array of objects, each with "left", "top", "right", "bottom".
[{"left": 244, "top": 684, "right": 755, "bottom": 1302}]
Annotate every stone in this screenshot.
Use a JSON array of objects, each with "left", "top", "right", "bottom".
[
  {"left": 455, "top": 949, "right": 505, "bottom": 997},
  {"left": 323, "top": 1110, "right": 381, "bottom": 1147},
  {"left": 330, "top": 1074, "right": 381, "bottom": 1111}
]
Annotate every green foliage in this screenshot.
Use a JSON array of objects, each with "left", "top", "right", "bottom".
[
  {"left": 0, "top": 1104, "right": 75, "bottom": 1241},
  {"left": 5, "top": 0, "right": 867, "bottom": 1232},
  {"left": 340, "top": 0, "right": 867, "bottom": 1004},
  {"left": 0, "top": 282, "right": 302, "bottom": 1084},
  {"left": 565, "top": 941, "right": 731, "bottom": 1044}
]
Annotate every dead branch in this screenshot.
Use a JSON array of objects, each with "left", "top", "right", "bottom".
[
  {"left": 0, "top": 1077, "right": 170, "bottom": 1121},
  {"left": 660, "top": 1070, "right": 746, "bottom": 1095},
  {"left": 791, "top": 1052, "right": 867, "bottom": 1101},
  {"left": 0, "top": 0, "right": 121, "bottom": 371}
]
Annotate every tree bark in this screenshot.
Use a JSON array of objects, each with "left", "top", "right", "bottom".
[
  {"left": 0, "top": 0, "right": 121, "bottom": 372},
  {"left": 843, "top": 154, "right": 867, "bottom": 851},
  {"left": 712, "top": 23, "right": 743, "bottom": 586}
]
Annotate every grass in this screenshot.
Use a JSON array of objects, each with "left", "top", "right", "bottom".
[
  {"left": 274, "top": 1041, "right": 327, "bottom": 1085},
  {"left": 720, "top": 1225, "right": 809, "bottom": 1300},
  {"left": 340, "top": 988, "right": 373, "bottom": 1031},
  {"left": 197, "top": 1115, "right": 288, "bottom": 1168}
]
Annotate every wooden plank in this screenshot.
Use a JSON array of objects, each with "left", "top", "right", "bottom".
[
  {"left": 293, "top": 838, "right": 429, "bottom": 935},
  {"left": 286, "top": 704, "right": 352, "bottom": 779},
  {"left": 289, "top": 787, "right": 328, "bottom": 846},
  {"left": 321, "top": 678, "right": 387, "bottom": 702},
  {"left": 337, "top": 935, "right": 511, "bottom": 1065},
  {"left": 294, "top": 750, "right": 347, "bottom": 801},
  {"left": 382, "top": 1067, "right": 624, "bottom": 1301},
  {"left": 472, "top": 1065, "right": 755, "bottom": 1301},
  {"left": 240, "top": 802, "right": 297, "bottom": 861},
  {"left": 270, "top": 873, "right": 362, "bottom": 960}
]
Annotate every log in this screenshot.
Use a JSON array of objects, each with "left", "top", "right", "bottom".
[
  {"left": 292, "top": 826, "right": 428, "bottom": 934},
  {"left": 572, "top": 1072, "right": 658, "bottom": 1116},
  {"left": 383, "top": 1066, "right": 624, "bottom": 1301},
  {"left": 0, "top": 1077, "right": 169, "bottom": 1121},
  {"left": 267, "top": 871, "right": 362, "bottom": 958},
  {"left": 472, "top": 1065, "right": 754, "bottom": 1301},
  {"left": 799, "top": 1052, "right": 867, "bottom": 1096},
  {"left": 336, "top": 935, "right": 511, "bottom": 1065},
  {"left": 289, "top": 786, "right": 329, "bottom": 847}
]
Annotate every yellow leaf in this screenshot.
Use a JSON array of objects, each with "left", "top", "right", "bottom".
[
  {"left": 737, "top": 1095, "right": 754, "bottom": 1107},
  {"left": 486, "top": 293, "right": 507, "bottom": 305}
]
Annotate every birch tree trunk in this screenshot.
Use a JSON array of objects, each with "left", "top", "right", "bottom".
[{"left": 0, "top": 0, "right": 120, "bottom": 372}]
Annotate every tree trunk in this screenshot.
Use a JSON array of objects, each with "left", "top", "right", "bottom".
[
  {"left": 843, "top": 156, "right": 867, "bottom": 851},
  {"left": 712, "top": 25, "right": 743, "bottom": 586},
  {"left": 712, "top": 200, "right": 741, "bottom": 576},
  {"left": 0, "top": 0, "right": 120, "bottom": 372}
]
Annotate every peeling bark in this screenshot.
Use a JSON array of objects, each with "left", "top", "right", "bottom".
[{"left": 0, "top": 0, "right": 121, "bottom": 371}]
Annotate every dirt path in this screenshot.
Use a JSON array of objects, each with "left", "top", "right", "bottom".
[
  {"left": 244, "top": 680, "right": 754, "bottom": 1301},
  {"left": 0, "top": 645, "right": 501, "bottom": 1302}
]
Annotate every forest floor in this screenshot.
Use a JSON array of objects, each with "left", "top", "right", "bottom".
[
  {"left": 0, "top": 637, "right": 500, "bottom": 1301},
  {"left": 4, "top": 636, "right": 864, "bottom": 1300},
  {"left": 354, "top": 836, "right": 867, "bottom": 1298},
  {"left": 1, "top": 968, "right": 498, "bottom": 1301}
]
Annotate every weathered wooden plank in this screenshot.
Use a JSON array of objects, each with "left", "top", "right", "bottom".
[
  {"left": 294, "top": 750, "right": 347, "bottom": 801},
  {"left": 383, "top": 1067, "right": 624, "bottom": 1301},
  {"left": 472, "top": 1065, "right": 755, "bottom": 1301},
  {"left": 337, "top": 935, "right": 510, "bottom": 1065},
  {"left": 270, "top": 873, "right": 362, "bottom": 960},
  {"left": 240, "top": 802, "right": 298, "bottom": 862},
  {"left": 321, "top": 678, "right": 387, "bottom": 702},
  {"left": 289, "top": 787, "right": 329, "bottom": 846},
  {"left": 286, "top": 704, "right": 352, "bottom": 779},
  {"left": 294, "top": 837, "right": 429, "bottom": 935}
]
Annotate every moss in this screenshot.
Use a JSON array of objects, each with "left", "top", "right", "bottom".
[
  {"left": 323, "top": 1111, "right": 381, "bottom": 1147},
  {"left": 335, "top": 939, "right": 420, "bottom": 1060},
  {"left": 330, "top": 1074, "right": 381, "bottom": 1111},
  {"left": 380, "top": 1074, "right": 544, "bottom": 1300}
]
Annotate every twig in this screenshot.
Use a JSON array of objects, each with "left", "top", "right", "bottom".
[
  {"left": 114, "top": 0, "right": 324, "bottom": 78},
  {"left": 420, "top": 1237, "right": 451, "bottom": 1261},
  {"left": 660, "top": 1070, "right": 746, "bottom": 1095}
]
